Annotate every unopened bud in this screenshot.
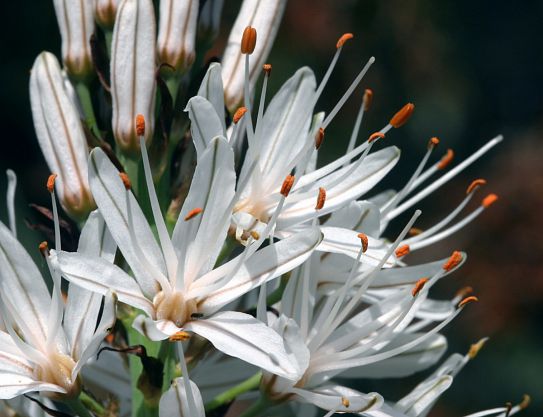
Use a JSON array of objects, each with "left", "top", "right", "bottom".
[
  {"left": 94, "top": 0, "right": 120, "bottom": 29},
  {"left": 111, "top": 0, "right": 157, "bottom": 154},
  {"left": 30, "top": 52, "right": 94, "bottom": 220},
  {"left": 390, "top": 103, "right": 415, "bottom": 128},
  {"left": 157, "top": 0, "right": 198, "bottom": 73},
  {"left": 241, "top": 26, "right": 257, "bottom": 54},
  {"left": 53, "top": 0, "right": 94, "bottom": 78}
]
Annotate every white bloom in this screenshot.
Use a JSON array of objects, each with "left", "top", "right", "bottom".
[
  {"left": 111, "top": 0, "right": 156, "bottom": 153},
  {"left": 29, "top": 52, "right": 94, "bottom": 220},
  {"left": 52, "top": 0, "right": 94, "bottom": 78},
  {"left": 157, "top": 0, "right": 199, "bottom": 72},
  {"left": 53, "top": 132, "right": 322, "bottom": 379}
]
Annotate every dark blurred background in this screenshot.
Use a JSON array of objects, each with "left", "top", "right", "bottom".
[{"left": 0, "top": 0, "right": 541, "bottom": 415}]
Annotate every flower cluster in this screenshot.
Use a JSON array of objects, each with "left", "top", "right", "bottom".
[{"left": 0, "top": 1, "right": 529, "bottom": 417}]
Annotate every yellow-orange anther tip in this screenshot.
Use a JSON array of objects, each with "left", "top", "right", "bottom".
[
  {"left": 455, "top": 286, "right": 474, "bottom": 299},
  {"left": 412, "top": 277, "right": 429, "bottom": 297},
  {"left": 468, "top": 337, "right": 488, "bottom": 359},
  {"left": 250, "top": 230, "right": 260, "bottom": 240},
  {"left": 341, "top": 397, "right": 350, "bottom": 408},
  {"left": 390, "top": 103, "right": 415, "bottom": 128},
  {"left": 241, "top": 26, "right": 257, "bottom": 54},
  {"left": 443, "top": 250, "right": 463, "bottom": 271},
  {"left": 363, "top": 89, "right": 373, "bottom": 111},
  {"left": 168, "top": 331, "right": 191, "bottom": 342},
  {"left": 135, "top": 114, "right": 145, "bottom": 136},
  {"left": 38, "top": 241, "right": 48, "bottom": 255},
  {"left": 466, "top": 179, "right": 487, "bottom": 194},
  {"left": 263, "top": 64, "right": 272, "bottom": 75},
  {"left": 438, "top": 149, "right": 455, "bottom": 170},
  {"left": 119, "top": 172, "right": 132, "bottom": 190},
  {"left": 336, "top": 33, "right": 354, "bottom": 49},
  {"left": 281, "top": 175, "right": 295, "bottom": 197},
  {"left": 47, "top": 174, "right": 57, "bottom": 193},
  {"left": 428, "top": 137, "right": 440, "bottom": 148},
  {"left": 315, "top": 187, "right": 326, "bottom": 210},
  {"left": 315, "top": 128, "right": 325, "bottom": 149},
  {"left": 357, "top": 233, "right": 369, "bottom": 253},
  {"left": 368, "top": 132, "right": 385, "bottom": 143},
  {"left": 458, "top": 295, "right": 478, "bottom": 308},
  {"left": 233, "top": 107, "right": 247, "bottom": 124},
  {"left": 482, "top": 193, "right": 498, "bottom": 208},
  {"left": 184, "top": 207, "right": 203, "bottom": 221},
  {"left": 409, "top": 227, "right": 423, "bottom": 236},
  {"left": 395, "top": 244, "right": 410, "bottom": 258},
  {"left": 519, "top": 394, "right": 531, "bottom": 410}
]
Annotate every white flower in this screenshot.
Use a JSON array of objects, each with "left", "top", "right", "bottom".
[
  {"left": 111, "top": 0, "right": 156, "bottom": 153},
  {"left": 52, "top": 0, "right": 95, "bottom": 78},
  {"left": 52, "top": 130, "right": 322, "bottom": 379},
  {"left": 29, "top": 52, "right": 95, "bottom": 220}
]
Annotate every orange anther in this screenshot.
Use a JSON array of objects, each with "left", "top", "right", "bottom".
[
  {"left": 263, "top": 64, "right": 272, "bottom": 75},
  {"left": 135, "top": 114, "right": 145, "bottom": 136},
  {"left": 105, "top": 333, "right": 115, "bottom": 344},
  {"left": 466, "top": 179, "right": 487, "bottom": 194},
  {"left": 315, "top": 128, "right": 325, "bottom": 149},
  {"left": 280, "top": 175, "right": 295, "bottom": 197},
  {"left": 368, "top": 132, "right": 385, "bottom": 143},
  {"left": 409, "top": 227, "right": 423, "bottom": 236},
  {"left": 168, "top": 331, "right": 191, "bottom": 342},
  {"left": 443, "top": 250, "right": 463, "bottom": 271},
  {"left": 412, "top": 277, "right": 429, "bottom": 297},
  {"left": 458, "top": 295, "right": 478, "bottom": 308},
  {"left": 336, "top": 33, "right": 354, "bottom": 49},
  {"left": 357, "top": 233, "right": 369, "bottom": 253},
  {"left": 468, "top": 338, "right": 488, "bottom": 359},
  {"left": 363, "top": 89, "right": 373, "bottom": 111},
  {"left": 482, "top": 193, "right": 498, "bottom": 208},
  {"left": 395, "top": 244, "right": 410, "bottom": 258},
  {"left": 184, "top": 207, "right": 203, "bottom": 221},
  {"left": 438, "top": 149, "right": 454, "bottom": 170},
  {"left": 390, "top": 103, "right": 415, "bottom": 128},
  {"left": 241, "top": 26, "right": 257, "bottom": 54},
  {"left": 233, "top": 107, "right": 247, "bottom": 124},
  {"left": 119, "top": 172, "right": 132, "bottom": 190},
  {"left": 341, "top": 397, "right": 350, "bottom": 408},
  {"left": 250, "top": 230, "right": 260, "bottom": 240},
  {"left": 455, "top": 286, "right": 473, "bottom": 299},
  {"left": 428, "top": 137, "right": 440, "bottom": 149},
  {"left": 315, "top": 187, "right": 326, "bottom": 210},
  {"left": 38, "top": 241, "right": 49, "bottom": 256},
  {"left": 519, "top": 395, "right": 531, "bottom": 410},
  {"left": 47, "top": 174, "right": 57, "bottom": 193}
]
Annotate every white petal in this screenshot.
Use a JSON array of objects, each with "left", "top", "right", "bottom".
[
  {"left": 395, "top": 375, "right": 453, "bottom": 417},
  {"left": 324, "top": 200, "right": 381, "bottom": 237},
  {"left": 197, "top": 62, "right": 226, "bottom": 131},
  {"left": 291, "top": 385, "right": 383, "bottom": 413},
  {"left": 271, "top": 315, "right": 310, "bottom": 380},
  {"left": 0, "top": 374, "right": 66, "bottom": 400},
  {"left": 160, "top": 377, "right": 205, "bottom": 417},
  {"left": 89, "top": 148, "right": 166, "bottom": 298},
  {"left": 77, "top": 210, "right": 117, "bottom": 261},
  {"left": 132, "top": 316, "right": 180, "bottom": 341},
  {"left": 0, "top": 332, "right": 34, "bottom": 375},
  {"left": 185, "top": 96, "right": 225, "bottom": 157},
  {"left": 196, "top": 227, "right": 322, "bottom": 313},
  {"left": 185, "top": 311, "right": 300, "bottom": 380}
]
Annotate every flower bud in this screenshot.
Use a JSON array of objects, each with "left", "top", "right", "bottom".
[
  {"left": 29, "top": 52, "right": 95, "bottom": 219},
  {"left": 111, "top": 0, "right": 157, "bottom": 154},
  {"left": 94, "top": 0, "right": 120, "bottom": 29},
  {"left": 53, "top": 0, "right": 95, "bottom": 79},
  {"left": 198, "top": 0, "right": 224, "bottom": 43},
  {"left": 221, "top": 0, "right": 287, "bottom": 111},
  {"left": 157, "top": 0, "right": 199, "bottom": 73}
]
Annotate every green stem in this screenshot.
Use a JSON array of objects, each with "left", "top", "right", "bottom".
[
  {"left": 65, "top": 397, "right": 95, "bottom": 417},
  {"left": 105, "top": 30, "right": 113, "bottom": 56},
  {"left": 75, "top": 81, "right": 100, "bottom": 138},
  {"left": 237, "top": 395, "right": 272, "bottom": 417},
  {"left": 204, "top": 372, "right": 262, "bottom": 412},
  {"left": 266, "top": 274, "right": 290, "bottom": 306},
  {"left": 79, "top": 391, "right": 106, "bottom": 417}
]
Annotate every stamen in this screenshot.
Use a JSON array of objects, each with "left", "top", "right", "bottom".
[
  {"left": 184, "top": 207, "right": 203, "bottom": 221},
  {"left": 168, "top": 331, "right": 191, "bottom": 342},
  {"left": 357, "top": 232, "right": 368, "bottom": 253},
  {"left": 456, "top": 286, "right": 474, "bottom": 299},
  {"left": 438, "top": 149, "right": 455, "bottom": 170},
  {"left": 468, "top": 337, "right": 488, "bottom": 359},
  {"left": 263, "top": 63, "right": 272, "bottom": 75},
  {"left": 482, "top": 193, "right": 498, "bottom": 208},
  {"left": 428, "top": 136, "right": 440, "bottom": 149},
  {"left": 135, "top": 113, "right": 145, "bottom": 136},
  {"left": 363, "top": 88, "right": 373, "bottom": 111},
  {"left": 443, "top": 251, "right": 463, "bottom": 271},
  {"left": 119, "top": 172, "right": 132, "bottom": 190},
  {"left": 6, "top": 170, "right": 17, "bottom": 238},
  {"left": 38, "top": 241, "right": 49, "bottom": 257},
  {"left": 458, "top": 295, "right": 478, "bottom": 307},
  {"left": 395, "top": 244, "right": 410, "bottom": 258},
  {"left": 233, "top": 107, "right": 247, "bottom": 124},
  {"left": 389, "top": 103, "right": 415, "bottom": 128},
  {"left": 315, "top": 128, "right": 325, "bottom": 149},
  {"left": 519, "top": 395, "right": 531, "bottom": 410},
  {"left": 368, "top": 132, "right": 385, "bottom": 143},
  {"left": 412, "top": 277, "right": 429, "bottom": 297},
  {"left": 47, "top": 173, "right": 57, "bottom": 193},
  {"left": 336, "top": 33, "right": 354, "bottom": 49},
  {"left": 341, "top": 397, "right": 350, "bottom": 407},
  {"left": 315, "top": 187, "right": 326, "bottom": 210},
  {"left": 255, "top": 65, "right": 271, "bottom": 138},
  {"left": 240, "top": 26, "right": 257, "bottom": 54},
  {"left": 344, "top": 90, "right": 368, "bottom": 159},
  {"left": 467, "top": 179, "right": 487, "bottom": 194},
  {"left": 250, "top": 230, "right": 260, "bottom": 240},
  {"left": 409, "top": 227, "right": 423, "bottom": 236},
  {"left": 280, "top": 174, "right": 295, "bottom": 197}
]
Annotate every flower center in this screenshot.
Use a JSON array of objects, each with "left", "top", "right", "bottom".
[
  {"left": 36, "top": 351, "right": 80, "bottom": 399},
  {"left": 154, "top": 290, "right": 197, "bottom": 328}
]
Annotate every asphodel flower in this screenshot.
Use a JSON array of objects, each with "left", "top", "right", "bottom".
[
  {"left": 52, "top": 117, "right": 322, "bottom": 379},
  {"left": 0, "top": 174, "right": 115, "bottom": 399},
  {"left": 111, "top": 0, "right": 156, "bottom": 153},
  {"left": 52, "top": 0, "right": 95, "bottom": 78},
  {"left": 94, "top": 0, "right": 120, "bottom": 29},
  {"left": 221, "top": 0, "right": 287, "bottom": 111},
  {"left": 29, "top": 51, "right": 94, "bottom": 220},
  {"left": 157, "top": 0, "right": 199, "bottom": 72}
]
